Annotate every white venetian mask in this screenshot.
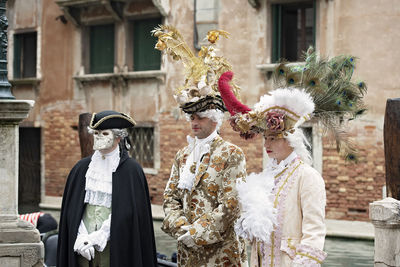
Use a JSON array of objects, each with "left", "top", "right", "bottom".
[{"left": 93, "top": 129, "right": 115, "bottom": 151}]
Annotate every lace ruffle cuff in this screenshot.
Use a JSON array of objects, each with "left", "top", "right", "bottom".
[
  {"left": 89, "top": 230, "right": 108, "bottom": 252},
  {"left": 292, "top": 243, "right": 327, "bottom": 266}
]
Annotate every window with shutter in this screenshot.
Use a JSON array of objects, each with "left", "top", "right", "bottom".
[
  {"left": 13, "top": 32, "right": 37, "bottom": 78},
  {"left": 271, "top": 0, "right": 315, "bottom": 62},
  {"left": 194, "top": 0, "right": 219, "bottom": 48},
  {"left": 133, "top": 18, "right": 161, "bottom": 71},
  {"left": 89, "top": 24, "right": 115, "bottom": 74}
]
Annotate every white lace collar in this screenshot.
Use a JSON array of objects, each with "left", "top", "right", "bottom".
[
  {"left": 84, "top": 146, "right": 120, "bottom": 208},
  {"left": 178, "top": 130, "right": 218, "bottom": 190},
  {"left": 266, "top": 151, "right": 298, "bottom": 179}
]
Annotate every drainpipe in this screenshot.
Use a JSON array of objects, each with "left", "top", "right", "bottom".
[{"left": 193, "top": 0, "right": 200, "bottom": 50}]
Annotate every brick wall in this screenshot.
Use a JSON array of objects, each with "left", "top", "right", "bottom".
[
  {"left": 43, "top": 101, "right": 85, "bottom": 196},
  {"left": 323, "top": 127, "right": 385, "bottom": 221},
  {"left": 43, "top": 110, "right": 385, "bottom": 222},
  {"left": 147, "top": 114, "right": 385, "bottom": 222}
]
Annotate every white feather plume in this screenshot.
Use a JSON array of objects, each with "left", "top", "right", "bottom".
[
  {"left": 254, "top": 87, "right": 315, "bottom": 119},
  {"left": 234, "top": 170, "right": 277, "bottom": 243}
]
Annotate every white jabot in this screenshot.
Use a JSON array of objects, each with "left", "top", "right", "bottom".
[
  {"left": 177, "top": 130, "right": 218, "bottom": 190},
  {"left": 84, "top": 146, "right": 120, "bottom": 208},
  {"left": 266, "top": 151, "right": 298, "bottom": 182}
]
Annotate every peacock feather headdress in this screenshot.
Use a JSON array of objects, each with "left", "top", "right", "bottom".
[
  {"left": 218, "top": 47, "right": 367, "bottom": 161},
  {"left": 273, "top": 47, "right": 367, "bottom": 161},
  {"left": 152, "top": 25, "right": 242, "bottom": 114}
]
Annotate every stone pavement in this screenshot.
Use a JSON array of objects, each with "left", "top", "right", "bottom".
[{"left": 151, "top": 204, "right": 375, "bottom": 240}]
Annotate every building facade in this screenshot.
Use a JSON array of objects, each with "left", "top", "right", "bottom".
[{"left": 7, "top": 0, "right": 399, "bottom": 221}]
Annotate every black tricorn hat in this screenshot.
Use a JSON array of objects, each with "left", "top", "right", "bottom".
[{"left": 89, "top": 110, "right": 136, "bottom": 130}]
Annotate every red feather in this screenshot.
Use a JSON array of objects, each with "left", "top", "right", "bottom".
[{"left": 218, "top": 71, "right": 251, "bottom": 116}]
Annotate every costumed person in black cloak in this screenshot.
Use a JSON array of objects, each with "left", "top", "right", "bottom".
[{"left": 57, "top": 110, "right": 157, "bottom": 267}]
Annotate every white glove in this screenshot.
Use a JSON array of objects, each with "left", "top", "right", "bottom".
[
  {"left": 177, "top": 226, "right": 198, "bottom": 248},
  {"left": 73, "top": 233, "right": 95, "bottom": 261},
  {"left": 88, "top": 230, "right": 108, "bottom": 252}
]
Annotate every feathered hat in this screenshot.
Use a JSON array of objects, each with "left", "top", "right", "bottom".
[
  {"left": 218, "top": 47, "right": 367, "bottom": 161},
  {"left": 152, "top": 25, "right": 242, "bottom": 114}
]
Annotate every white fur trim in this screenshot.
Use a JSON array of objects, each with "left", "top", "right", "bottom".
[{"left": 254, "top": 88, "right": 315, "bottom": 121}]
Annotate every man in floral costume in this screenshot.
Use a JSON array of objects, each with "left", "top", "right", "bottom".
[{"left": 153, "top": 25, "right": 248, "bottom": 266}]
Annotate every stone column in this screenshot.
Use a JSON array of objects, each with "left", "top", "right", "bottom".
[
  {"left": 0, "top": 100, "right": 43, "bottom": 266},
  {"left": 370, "top": 197, "right": 400, "bottom": 267}
]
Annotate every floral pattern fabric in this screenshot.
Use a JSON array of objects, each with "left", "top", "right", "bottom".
[{"left": 163, "top": 136, "right": 248, "bottom": 266}]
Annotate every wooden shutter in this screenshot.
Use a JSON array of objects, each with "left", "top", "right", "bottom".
[
  {"left": 13, "top": 34, "right": 21, "bottom": 78},
  {"left": 13, "top": 32, "right": 37, "bottom": 78},
  {"left": 90, "top": 24, "right": 115, "bottom": 74},
  {"left": 23, "top": 32, "right": 37, "bottom": 78},
  {"left": 133, "top": 18, "right": 161, "bottom": 71},
  {"left": 271, "top": 1, "right": 315, "bottom": 63},
  {"left": 271, "top": 4, "right": 282, "bottom": 63}
]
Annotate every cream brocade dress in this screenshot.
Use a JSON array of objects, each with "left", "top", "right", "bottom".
[{"left": 238, "top": 152, "right": 327, "bottom": 267}]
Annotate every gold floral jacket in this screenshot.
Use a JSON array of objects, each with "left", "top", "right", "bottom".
[{"left": 162, "top": 136, "right": 248, "bottom": 267}]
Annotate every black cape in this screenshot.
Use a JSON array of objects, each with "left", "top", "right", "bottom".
[{"left": 57, "top": 148, "right": 157, "bottom": 267}]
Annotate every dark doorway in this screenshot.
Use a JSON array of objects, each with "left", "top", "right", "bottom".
[{"left": 18, "top": 127, "right": 41, "bottom": 214}]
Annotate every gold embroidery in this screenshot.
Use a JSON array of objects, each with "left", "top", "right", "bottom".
[
  {"left": 273, "top": 167, "right": 288, "bottom": 181},
  {"left": 273, "top": 162, "right": 302, "bottom": 207},
  {"left": 296, "top": 252, "right": 323, "bottom": 264},
  {"left": 269, "top": 161, "right": 303, "bottom": 266},
  {"left": 89, "top": 113, "right": 136, "bottom": 129},
  {"left": 287, "top": 238, "right": 296, "bottom": 250}
]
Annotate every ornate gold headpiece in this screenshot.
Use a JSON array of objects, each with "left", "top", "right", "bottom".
[{"left": 152, "top": 25, "right": 242, "bottom": 113}]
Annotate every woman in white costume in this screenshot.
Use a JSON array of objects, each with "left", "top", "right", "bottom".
[
  {"left": 217, "top": 49, "right": 367, "bottom": 267},
  {"left": 227, "top": 84, "right": 327, "bottom": 266}
]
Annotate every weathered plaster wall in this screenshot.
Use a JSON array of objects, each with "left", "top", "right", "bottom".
[{"left": 7, "top": 0, "right": 399, "bottom": 221}]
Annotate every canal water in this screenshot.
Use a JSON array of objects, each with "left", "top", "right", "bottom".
[{"left": 153, "top": 221, "right": 374, "bottom": 266}]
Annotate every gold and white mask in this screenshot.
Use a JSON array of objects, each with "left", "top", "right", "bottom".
[{"left": 93, "top": 129, "right": 115, "bottom": 151}]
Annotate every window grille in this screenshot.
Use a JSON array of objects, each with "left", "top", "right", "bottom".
[{"left": 129, "top": 127, "right": 154, "bottom": 168}]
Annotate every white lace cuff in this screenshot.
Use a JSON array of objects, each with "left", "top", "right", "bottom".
[
  {"left": 77, "top": 219, "right": 88, "bottom": 235},
  {"left": 89, "top": 230, "right": 108, "bottom": 251},
  {"left": 291, "top": 243, "right": 327, "bottom": 266},
  {"left": 89, "top": 214, "right": 111, "bottom": 251}
]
